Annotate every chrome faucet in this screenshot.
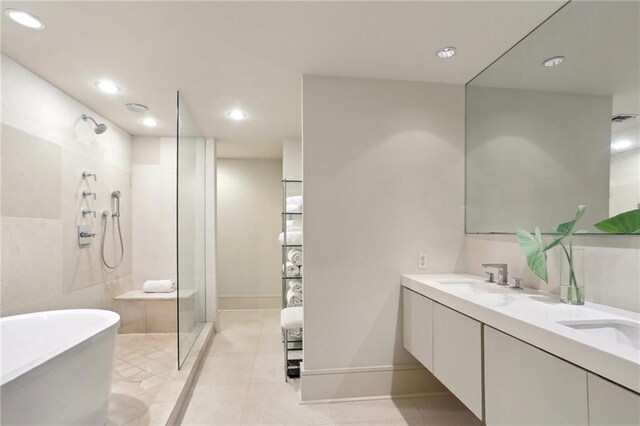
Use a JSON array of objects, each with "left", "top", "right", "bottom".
[{"left": 482, "top": 263, "right": 508, "bottom": 285}]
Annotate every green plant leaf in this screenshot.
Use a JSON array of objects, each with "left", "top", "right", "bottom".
[
  {"left": 516, "top": 228, "right": 548, "bottom": 283},
  {"left": 546, "top": 205, "right": 586, "bottom": 251},
  {"left": 545, "top": 235, "right": 564, "bottom": 251},
  {"left": 594, "top": 209, "right": 640, "bottom": 234}
]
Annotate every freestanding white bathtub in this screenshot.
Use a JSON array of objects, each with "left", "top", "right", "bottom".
[{"left": 1, "top": 309, "right": 120, "bottom": 425}]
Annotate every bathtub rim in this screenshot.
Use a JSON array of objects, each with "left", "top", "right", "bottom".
[{"left": 1, "top": 309, "right": 120, "bottom": 386}]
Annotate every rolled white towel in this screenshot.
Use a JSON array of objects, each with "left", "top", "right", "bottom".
[
  {"left": 285, "top": 203, "right": 302, "bottom": 213},
  {"left": 288, "top": 280, "right": 303, "bottom": 294},
  {"left": 287, "top": 289, "right": 303, "bottom": 307},
  {"left": 283, "top": 262, "right": 300, "bottom": 277},
  {"left": 286, "top": 195, "right": 303, "bottom": 205},
  {"left": 143, "top": 279, "right": 176, "bottom": 293},
  {"left": 287, "top": 249, "right": 303, "bottom": 266},
  {"left": 278, "top": 231, "right": 302, "bottom": 245}
]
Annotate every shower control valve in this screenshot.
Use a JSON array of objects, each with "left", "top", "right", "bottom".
[
  {"left": 78, "top": 225, "right": 95, "bottom": 246},
  {"left": 81, "top": 208, "right": 96, "bottom": 218},
  {"left": 81, "top": 171, "right": 97, "bottom": 181},
  {"left": 82, "top": 190, "right": 96, "bottom": 200}
]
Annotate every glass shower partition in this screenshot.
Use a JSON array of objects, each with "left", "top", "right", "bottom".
[{"left": 176, "top": 91, "right": 207, "bottom": 367}]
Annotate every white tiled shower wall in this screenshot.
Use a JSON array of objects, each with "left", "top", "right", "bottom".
[
  {"left": 131, "top": 136, "right": 177, "bottom": 290},
  {"left": 0, "top": 54, "right": 133, "bottom": 316}
]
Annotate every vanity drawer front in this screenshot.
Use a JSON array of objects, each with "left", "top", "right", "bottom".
[
  {"left": 484, "top": 326, "right": 588, "bottom": 426},
  {"left": 588, "top": 373, "right": 640, "bottom": 426},
  {"left": 402, "top": 287, "right": 434, "bottom": 371},
  {"left": 433, "top": 302, "right": 483, "bottom": 420}
]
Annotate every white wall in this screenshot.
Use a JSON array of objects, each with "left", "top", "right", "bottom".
[
  {"left": 216, "top": 158, "right": 282, "bottom": 309},
  {"left": 1, "top": 54, "right": 133, "bottom": 316},
  {"left": 131, "top": 136, "right": 177, "bottom": 289},
  {"left": 283, "top": 138, "right": 302, "bottom": 180},
  {"left": 302, "top": 75, "right": 466, "bottom": 400},
  {"left": 466, "top": 86, "right": 612, "bottom": 233}
]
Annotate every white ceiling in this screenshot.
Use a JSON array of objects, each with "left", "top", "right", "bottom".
[{"left": 1, "top": 1, "right": 564, "bottom": 158}]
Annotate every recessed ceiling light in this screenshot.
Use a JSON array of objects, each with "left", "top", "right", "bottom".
[
  {"left": 141, "top": 118, "right": 158, "bottom": 127},
  {"left": 612, "top": 140, "right": 632, "bottom": 151},
  {"left": 125, "top": 103, "right": 148, "bottom": 113},
  {"left": 95, "top": 80, "right": 120, "bottom": 94},
  {"left": 4, "top": 9, "right": 44, "bottom": 29},
  {"left": 227, "top": 109, "right": 247, "bottom": 120},
  {"left": 436, "top": 46, "right": 456, "bottom": 59},
  {"left": 542, "top": 56, "right": 565, "bottom": 68}
]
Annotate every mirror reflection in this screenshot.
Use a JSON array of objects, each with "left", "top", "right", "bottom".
[{"left": 466, "top": 1, "right": 639, "bottom": 234}]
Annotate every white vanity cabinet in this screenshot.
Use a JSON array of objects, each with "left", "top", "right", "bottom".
[
  {"left": 402, "top": 276, "right": 640, "bottom": 426},
  {"left": 402, "top": 287, "right": 433, "bottom": 370},
  {"left": 484, "top": 326, "right": 589, "bottom": 426},
  {"left": 588, "top": 373, "right": 640, "bottom": 426},
  {"left": 433, "top": 303, "right": 483, "bottom": 419}
]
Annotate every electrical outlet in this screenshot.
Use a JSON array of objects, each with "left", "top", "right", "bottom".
[{"left": 418, "top": 253, "right": 427, "bottom": 269}]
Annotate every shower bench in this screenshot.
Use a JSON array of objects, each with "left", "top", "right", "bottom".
[{"left": 114, "top": 289, "right": 196, "bottom": 334}]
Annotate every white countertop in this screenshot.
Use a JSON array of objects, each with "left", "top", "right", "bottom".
[{"left": 402, "top": 274, "right": 640, "bottom": 394}]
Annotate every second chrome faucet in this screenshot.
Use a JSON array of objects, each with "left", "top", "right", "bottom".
[
  {"left": 482, "top": 263, "right": 509, "bottom": 285},
  {"left": 482, "top": 263, "right": 522, "bottom": 289}
]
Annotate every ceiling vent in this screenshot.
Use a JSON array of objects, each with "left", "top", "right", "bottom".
[
  {"left": 612, "top": 114, "right": 639, "bottom": 123},
  {"left": 125, "top": 103, "right": 149, "bottom": 113}
]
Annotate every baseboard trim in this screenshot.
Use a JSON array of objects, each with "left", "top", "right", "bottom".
[
  {"left": 300, "top": 363, "right": 447, "bottom": 403},
  {"left": 218, "top": 295, "right": 281, "bottom": 310}
]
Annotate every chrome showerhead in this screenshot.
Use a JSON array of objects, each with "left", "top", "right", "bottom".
[{"left": 82, "top": 114, "right": 108, "bottom": 134}]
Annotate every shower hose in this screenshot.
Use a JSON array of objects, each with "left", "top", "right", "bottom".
[{"left": 101, "top": 215, "right": 124, "bottom": 269}]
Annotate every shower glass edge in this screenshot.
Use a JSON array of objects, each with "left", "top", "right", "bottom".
[{"left": 176, "top": 91, "right": 207, "bottom": 368}]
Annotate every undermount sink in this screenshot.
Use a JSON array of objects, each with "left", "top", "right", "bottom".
[{"left": 558, "top": 319, "right": 640, "bottom": 350}]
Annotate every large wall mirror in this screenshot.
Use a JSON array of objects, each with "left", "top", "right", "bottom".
[{"left": 466, "top": 1, "right": 639, "bottom": 234}]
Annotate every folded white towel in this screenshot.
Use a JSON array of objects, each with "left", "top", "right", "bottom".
[
  {"left": 278, "top": 231, "right": 302, "bottom": 245},
  {"left": 143, "top": 280, "right": 176, "bottom": 293},
  {"left": 287, "top": 226, "right": 303, "bottom": 232},
  {"left": 286, "top": 220, "right": 302, "bottom": 228},
  {"left": 283, "top": 262, "right": 300, "bottom": 277},
  {"left": 287, "top": 249, "right": 303, "bottom": 266},
  {"left": 285, "top": 203, "right": 302, "bottom": 213},
  {"left": 286, "top": 195, "right": 303, "bottom": 205},
  {"left": 287, "top": 289, "right": 303, "bottom": 307},
  {"left": 288, "top": 280, "right": 303, "bottom": 294}
]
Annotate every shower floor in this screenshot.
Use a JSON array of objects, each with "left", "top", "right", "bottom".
[{"left": 108, "top": 333, "right": 177, "bottom": 426}]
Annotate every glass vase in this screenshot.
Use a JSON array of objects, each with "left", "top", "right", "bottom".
[{"left": 560, "top": 247, "right": 585, "bottom": 305}]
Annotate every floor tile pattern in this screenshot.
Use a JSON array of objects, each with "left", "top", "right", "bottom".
[
  {"left": 180, "top": 310, "right": 482, "bottom": 426},
  {"left": 108, "top": 333, "right": 177, "bottom": 425}
]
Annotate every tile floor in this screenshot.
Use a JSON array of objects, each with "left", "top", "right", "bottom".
[
  {"left": 180, "top": 310, "right": 482, "bottom": 426},
  {"left": 108, "top": 333, "right": 177, "bottom": 425}
]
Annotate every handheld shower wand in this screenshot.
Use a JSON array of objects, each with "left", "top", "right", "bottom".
[
  {"left": 101, "top": 190, "right": 124, "bottom": 269},
  {"left": 111, "top": 190, "right": 121, "bottom": 217}
]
